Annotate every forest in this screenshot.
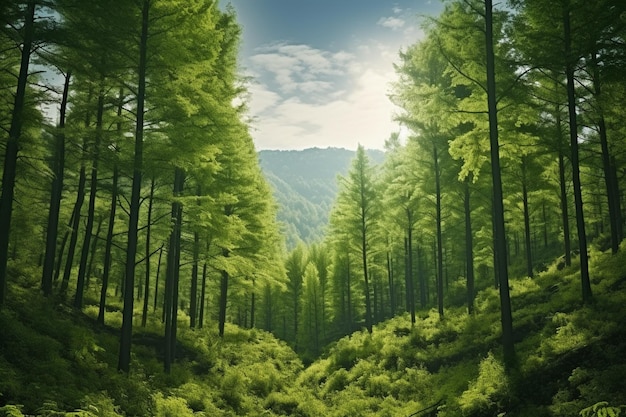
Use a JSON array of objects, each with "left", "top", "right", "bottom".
[{"left": 0, "top": 0, "right": 625, "bottom": 416}]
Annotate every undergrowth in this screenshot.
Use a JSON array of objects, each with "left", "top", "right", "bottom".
[{"left": 1, "top": 244, "right": 625, "bottom": 416}]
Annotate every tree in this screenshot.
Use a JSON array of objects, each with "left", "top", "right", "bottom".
[
  {"left": 0, "top": 1, "right": 36, "bottom": 306},
  {"left": 484, "top": 0, "right": 515, "bottom": 366},
  {"left": 41, "top": 71, "right": 71, "bottom": 296},
  {"left": 118, "top": 0, "right": 149, "bottom": 373},
  {"left": 285, "top": 244, "right": 307, "bottom": 349},
  {"left": 330, "top": 145, "right": 380, "bottom": 333}
]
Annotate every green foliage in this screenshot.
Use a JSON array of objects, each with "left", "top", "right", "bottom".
[
  {"left": 0, "top": 405, "right": 25, "bottom": 417},
  {"left": 153, "top": 393, "right": 194, "bottom": 417},
  {"left": 580, "top": 402, "right": 626, "bottom": 417},
  {"left": 458, "top": 352, "right": 511, "bottom": 415}
]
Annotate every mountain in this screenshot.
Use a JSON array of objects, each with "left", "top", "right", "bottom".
[{"left": 258, "top": 147, "right": 385, "bottom": 249}]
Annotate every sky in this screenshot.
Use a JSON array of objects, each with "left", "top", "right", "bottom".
[{"left": 224, "top": 0, "right": 444, "bottom": 151}]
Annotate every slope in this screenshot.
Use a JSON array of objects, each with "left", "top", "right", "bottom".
[{"left": 1, "top": 245, "right": 625, "bottom": 416}]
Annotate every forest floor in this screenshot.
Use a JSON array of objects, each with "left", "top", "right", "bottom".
[{"left": 1, "top": 243, "right": 625, "bottom": 417}]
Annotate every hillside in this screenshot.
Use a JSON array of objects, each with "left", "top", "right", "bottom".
[
  {"left": 1, "top": 245, "right": 625, "bottom": 416},
  {"left": 258, "top": 148, "right": 385, "bottom": 248}
]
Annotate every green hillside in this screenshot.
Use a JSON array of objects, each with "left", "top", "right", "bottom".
[
  {"left": 258, "top": 148, "right": 384, "bottom": 248},
  {"left": 1, "top": 245, "right": 625, "bottom": 416}
]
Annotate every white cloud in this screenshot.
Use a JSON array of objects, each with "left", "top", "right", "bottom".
[
  {"left": 377, "top": 16, "right": 405, "bottom": 31},
  {"left": 246, "top": 82, "right": 281, "bottom": 114},
  {"left": 249, "top": 43, "right": 350, "bottom": 95},
  {"left": 245, "top": 55, "right": 401, "bottom": 151}
]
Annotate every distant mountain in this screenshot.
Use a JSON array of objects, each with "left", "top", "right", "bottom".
[{"left": 258, "top": 147, "right": 385, "bottom": 249}]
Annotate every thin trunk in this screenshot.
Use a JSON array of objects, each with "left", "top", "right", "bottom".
[
  {"left": 0, "top": 1, "right": 35, "bottom": 306},
  {"left": 98, "top": 166, "right": 118, "bottom": 326},
  {"left": 264, "top": 284, "right": 272, "bottom": 331},
  {"left": 189, "top": 231, "right": 199, "bottom": 328},
  {"left": 86, "top": 216, "right": 103, "bottom": 286},
  {"left": 141, "top": 177, "right": 156, "bottom": 327},
  {"left": 75, "top": 81, "right": 105, "bottom": 309},
  {"left": 563, "top": 1, "right": 592, "bottom": 303},
  {"left": 417, "top": 244, "right": 426, "bottom": 308},
  {"left": 521, "top": 159, "right": 533, "bottom": 278},
  {"left": 250, "top": 284, "right": 256, "bottom": 329},
  {"left": 218, "top": 253, "right": 229, "bottom": 338},
  {"left": 386, "top": 249, "right": 395, "bottom": 315},
  {"left": 406, "top": 229, "right": 416, "bottom": 324},
  {"left": 54, "top": 214, "right": 73, "bottom": 284},
  {"left": 119, "top": 0, "right": 149, "bottom": 373},
  {"left": 361, "top": 215, "right": 372, "bottom": 334},
  {"left": 198, "top": 262, "right": 207, "bottom": 328},
  {"left": 485, "top": 0, "right": 515, "bottom": 368},
  {"left": 60, "top": 166, "right": 87, "bottom": 294},
  {"left": 293, "top": 274, "right": 299, "bottom": 348},
  {"left": 591, "top": 52, "right": 621, "bottom": 254},
  {"left": 164, "top": 169, "right": 183, "bottom": 373},
  {"left": 42, "top": 71, "right": 71, "bottom": 296},
  {"left": 558, "top": 146, "right": 572, "bottom": 266},
  {"left": 153, "top": 246, "right": 163, "bottom": 313},
  {"left": 464, "top": 180, "right": 475, "bottom": 315},
  {"left": 434, "top": 145, "right": 444, "bottom": 319}
]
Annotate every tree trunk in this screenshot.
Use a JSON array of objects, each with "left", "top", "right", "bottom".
[
  {"left": 521, "top": 158, "right": 533, "bottom": 278},
  {"left": 0, "top": 1, "right": 35, "bottom": 306},
  {"left": 86, "top": 216, "right": 103, "bottom": 287},
  {"left": 75, "top": 82, "right": 105, "bottom": 309},
  {"left": 386, "top": 249, "right": 395, "bottom": 315},
  {"left": 190, "top": 231, "right": 199, "bottom": 328},
  {"left": 434, "top": 144, "right": 444, "bottom": 319},
  {"left": 141, "top": 177, "right": 156, "bottom": 327},
  {"left": 485, "top": 0, "right": 515, "bottom": 368},
  {"left": 60, "top": 165, "right": 87, "bottom": 294},
  {"left": 563, "top": 1, "right": 592, "bottom": 303},
  {"left": 118, "top": 0, "right": 149, "bottom": 373},
  {"left": 250, "top": 279, "right": 256, "bottom": 329},
  {"left": 198, "top": 262, "right": 207, "bottom": 328},
  {"left": 164, "top": 168, "right": 183, "bottom": 373},
  {"left": 218, "top": 253, "right": 229, "bottom": 338},
  {"left": 98, "top": 165, "right": 118, "bottom": 326},
  {"left": 464, "top": 180, "right": 475, "bottom": 315},
  {"left": 591, "top": 52, "right": 622, "bottom": 254},
  {"left": 361, "top": 214, "right": 372, "bottom": 334},
  {"left": 558, "top": 145, "right": 572, "bottom": 266},
  {"left": 154, "top": 245, "right": 163, "bottom": 313},
  {"left": 42, "top": 71, "right": 71, "bottom": 296}
]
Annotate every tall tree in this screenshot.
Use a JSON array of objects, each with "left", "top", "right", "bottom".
[
  {"left": 484, "top": 0, "right": 515, "bottom": 366},
  {"left": 41, "top": 71, "right": 71, "bottom": 296},
  {"left": 285, "top": 244, "right": 307, "bottom": 349},
  {"left": 331, "top": 145, "right": 379, "bottom": 333},
  {"left": 0, "top": 1, "right": 35, "bottom": 306},
  {"left": 118, "top": 0, "right": 149, "bottom": 373}
]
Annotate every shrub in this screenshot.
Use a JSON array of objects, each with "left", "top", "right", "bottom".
[
  {"left": 324, "top": 368, "right": 350, "bottom": 394},
  {"left": 220, "top": 370, "right": 245, "bottom": 410},
  {"left": 264, "top": 392, "right": 300, "bottom": 416},
  {"left": 153, "top": 393, "right": 194, "bottom": 417},
  {"left": 0, "top": 405, "right": 25, "bottom": 417},
  {"left": 458, "top": 352, "right": 510, "bottom": 416}
]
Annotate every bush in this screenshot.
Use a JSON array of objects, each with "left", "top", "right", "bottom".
[
  {"left": 458, "top": 352, "right": 510, "bottom": 416},
  {"left": 153, "top": 393, "right": 194, "bottom": 417},
  {"left": 264, "top": 392, "right": 300, "bottom": 416}
]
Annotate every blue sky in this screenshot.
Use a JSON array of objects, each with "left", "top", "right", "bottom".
[{"left": 224, "top": 0, "right": 444, "bottom": 150}]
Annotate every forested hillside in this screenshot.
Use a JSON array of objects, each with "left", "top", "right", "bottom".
[
  {"left": 258, "top": 148, "right": 384, "bottom": 247},
  {"left": 1, "top": 0, "right": 625, "bottom": 417}
]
